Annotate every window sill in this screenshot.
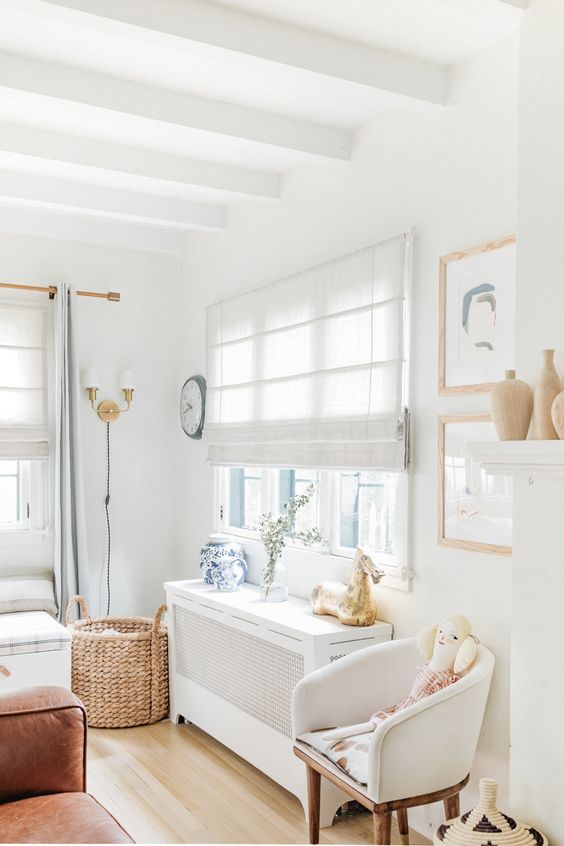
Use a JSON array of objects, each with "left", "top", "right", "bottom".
[{"left": 0, "top": 529, "right": 51, "bottom": 546}]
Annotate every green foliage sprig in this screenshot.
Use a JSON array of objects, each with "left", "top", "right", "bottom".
[{"left": 258, "top": 483, "right": 321, "bottom": 591}]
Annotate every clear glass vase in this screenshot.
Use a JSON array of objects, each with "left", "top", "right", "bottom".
[{"left": 260, "top": 560, "right": 288, "bottom": 602}]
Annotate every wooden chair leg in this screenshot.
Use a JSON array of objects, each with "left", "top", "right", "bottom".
[
  {"left": 373, "top": 810, "right": 392, "bottom": 845},
  {"left": 397, "top": 808, "right": 410, "bottom": 845},
  {"left": 443, "top": 792, "right": 460, "bottom": 821},
  {"left": 306, "top": 765, "right": 321, "bottom": 844}
]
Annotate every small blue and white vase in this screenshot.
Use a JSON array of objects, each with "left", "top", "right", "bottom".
[
  {"left": 210, "top": 557, "right": 248, "bottom": 592},
  {"left": 199, "top": 533, "right": 246, "bottom": 585}
]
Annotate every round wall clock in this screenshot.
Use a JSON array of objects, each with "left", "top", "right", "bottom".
[{"left": 180, "top": 375, "right": 206, "bottom": 439}]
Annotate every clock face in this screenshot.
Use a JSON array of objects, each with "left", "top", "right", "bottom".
[{"left": 180, "top": 376, "right": 206, "bottom": 439}]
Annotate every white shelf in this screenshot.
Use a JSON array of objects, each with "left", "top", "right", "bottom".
[
  {"left": 164, "top": 578, "right": 392, "bottom": 641},
  {"left": 469, "top": 439, "right": 564, "bottom": 475}
]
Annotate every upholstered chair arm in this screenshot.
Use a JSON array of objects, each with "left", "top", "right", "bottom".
[
  {"left": 0, "top": 686, "right": 87, "bottom": 803},
  {"left": 368, "top": 655, "right": 494, "bottom": 804},
  {"left": 292, "top": 638, "right": 420, "bottom": 738}
]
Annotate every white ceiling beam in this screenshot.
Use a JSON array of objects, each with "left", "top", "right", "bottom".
[
  {"left": 436, "top": 0, "right": 527, "bottom": 15},
  {"left": 0, "top": 123, "right": 280, "bottom": 202},
  {"left": 36, "top": 0, "right": 448, "bottom": 106},
  {"left": 0, "top": 53, "right": 351, "bottom": 162},
  {"left": 0, "top": 203, "right": 187, "bottom": 253},
  {"left": 0, "top": 171, "right": 227, "bottom": 231}
]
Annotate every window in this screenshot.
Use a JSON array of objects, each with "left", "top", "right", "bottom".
[
  {"left": 278, "top": 469, "right": 319, "bottom": 534},
  {"left": 0, "top": 459, "right": 47, "bottom": 531},
  {"left": 338, "top": 471, "right": 397, "bottom": 554},
  {"left": 0, "top": 297, "right": 50, "bottom": 534},
  {"left": 0, "top": 461, "right": 20, "bottom": 526},
  {"left": 217, "top": 466, "right": 408, "bottom": 580},
  {"left": 209, "top": 232, "right": 412, "bottom": 585},
  {"left": 228, "top": 467, "right": 263, "bottom": 531}
]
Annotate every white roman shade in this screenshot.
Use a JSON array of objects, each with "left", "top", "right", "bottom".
[
  {"left": 0, "top": 298, "right": 49, "bottom": 459},
  {"left": 205, "top": 232, "right": 411, "bottom": 469}
]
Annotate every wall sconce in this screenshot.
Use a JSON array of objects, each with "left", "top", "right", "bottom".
[{"left": 82, "top": 368, "right": 136, "bottom": 422}]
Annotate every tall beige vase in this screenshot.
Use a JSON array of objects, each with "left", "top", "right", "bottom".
[
  {"left": 534, "top": 349, "right": 561, "bottom": 439},
  {"left": 490, "top": 370, "right": 533, "bottom": 440}
]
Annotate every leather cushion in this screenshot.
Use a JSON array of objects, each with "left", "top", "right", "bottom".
[
  {"left": 0, "top": 687, "right": 86, "bottom": 802},
  {"left": 0, "top": 793, "right": 134, "bottom": 843}
]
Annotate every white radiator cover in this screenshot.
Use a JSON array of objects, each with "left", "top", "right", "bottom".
[
  {"left": 165, "top": 579, "right": 392, "bottom": 827},
  {"left": 174, "top": 604, "right": 304, "bottom": 737}
]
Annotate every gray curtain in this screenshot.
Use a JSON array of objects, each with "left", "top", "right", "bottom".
[{"left": 53, "top": 284, "right": 89, "bottom": 620}]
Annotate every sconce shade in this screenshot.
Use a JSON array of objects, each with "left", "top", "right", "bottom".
[
  {"left": 82, "top": 368, "right": 101, "bottom": 389},
  {"left": 120, "top": 369, "right": 136, "bottom": 390}
]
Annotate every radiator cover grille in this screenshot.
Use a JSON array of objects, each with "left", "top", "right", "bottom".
[{"left": 173, "top": 604, "right": 304, "bottom": 737}]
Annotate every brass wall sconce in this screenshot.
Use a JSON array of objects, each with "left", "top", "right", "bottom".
[{"left": 82, "top": 368, "right": 136, "bottom": 422}]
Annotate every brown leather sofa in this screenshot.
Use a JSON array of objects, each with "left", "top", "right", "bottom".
[{"left": 0, "top": 686, "right": 133, "bottom": 844}]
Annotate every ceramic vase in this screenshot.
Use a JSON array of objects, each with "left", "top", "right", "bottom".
[
  {"left": 260, "top": 559, "right": 288, "bottom": 603},
  {"left": 210, "top": 556, "right": 248, "bottom": 592},
  {"left": 199, "top": 533, "right": 246, "bottom": 584},
  {"left": 551, "top": 391, "right": 564, "bottom": 439},
  {"left": 433, "top": 778, "right": 548, "bottom": 845},
  {"left": 490, "top": 370, "right": 533, "bottom": 441},
  {"left": 534, "top": 349, "right": 561, "bottom": 440}
]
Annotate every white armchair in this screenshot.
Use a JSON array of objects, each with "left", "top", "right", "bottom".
[{"left": 292, "top": 637, "right": 494, "bottom": 845}]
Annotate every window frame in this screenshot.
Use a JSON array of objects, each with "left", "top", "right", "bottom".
[{"left": 214, "top": 466, "right": 411, "bottom": 590}]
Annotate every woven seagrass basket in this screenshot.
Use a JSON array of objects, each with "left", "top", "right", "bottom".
[{"left": 65, "top": 595, "right": 169, "bottom": 729}]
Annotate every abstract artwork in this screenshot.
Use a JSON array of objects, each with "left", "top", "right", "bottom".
[
  {"left": 438, "top": 414, "right": 512, "bottom": 555},
  {"left": 439, "top": 236, "right": 516, "bottom": 394}
]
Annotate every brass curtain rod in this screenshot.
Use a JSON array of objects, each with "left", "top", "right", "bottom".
[{"left": 0, "top": 281, "right": 120, "bottom": 302}]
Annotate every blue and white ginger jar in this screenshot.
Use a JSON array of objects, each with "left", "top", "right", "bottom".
[
  {"left": 211, "top": 557, "right": 248, "bottom": 592},
  {"left": 199, "top": 533, "right": 246, "bottom": 584}
]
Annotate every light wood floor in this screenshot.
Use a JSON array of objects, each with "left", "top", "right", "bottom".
[{"left": 87, "top": 720, "right": 431, "bottom": 845}]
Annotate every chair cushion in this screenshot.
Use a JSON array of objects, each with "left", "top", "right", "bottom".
[
  {"left": 299, "top": 728, "right": 370, "bottom": 785},
  {"left": 0, "top": 576, "right": 57, "bottom": 616},
  {"left": 0, "top": 793, "right": 134, "bottom": 844},
  {"left": 0, "top": 611, "right": 70, "bottom": 656}
]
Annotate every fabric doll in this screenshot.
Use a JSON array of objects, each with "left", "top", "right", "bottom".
[{"left": 299, "top": 615, "right": 479, "bottom": 782}]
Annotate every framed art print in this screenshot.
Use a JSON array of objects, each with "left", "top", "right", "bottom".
[
  {"left": 438, "top": 414, "right": 512, "bottom": 555},
  {"left": 438, "top": 235, "right": 516, "bottom": 395}
]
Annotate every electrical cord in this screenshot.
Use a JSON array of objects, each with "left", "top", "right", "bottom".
[{"left": 105, "top": 421, "right": 111, "bottom": 616}]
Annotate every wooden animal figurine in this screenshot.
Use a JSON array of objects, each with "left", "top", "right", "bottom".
[{"left": 311, "top": 548, "right": 383, "bottom": 626}]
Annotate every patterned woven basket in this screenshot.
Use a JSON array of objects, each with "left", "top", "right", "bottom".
[
  {"left": 433, "top": 778, "right": 548, "bottom": 846},
  {"left": 65, "top": 595, "right": 169, "bottom": 729}
]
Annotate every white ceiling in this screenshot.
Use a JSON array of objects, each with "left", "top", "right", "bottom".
[{"left": 0, "top": 0, "right": 524, "bottom": 250}]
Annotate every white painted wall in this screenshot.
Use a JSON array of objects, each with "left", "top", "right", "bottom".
[
  {"left": 0, "top": 233, "right": 182, "bottom": 616},
  {"left": 178, "top": 35, "right": 518, "bottom": 837},
  {"left": 517, "top": 0, "right": 564, "bottom": 378},
  {"left": 512, "top": 2, "right": 564, "bottom": 842}
]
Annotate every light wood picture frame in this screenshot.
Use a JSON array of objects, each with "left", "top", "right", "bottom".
[
  {"left": 438, "top": 235, "right": 516, "bottom": 395},
  {"left": 438, "top": 414, "right": 512, "bottom": 555}
]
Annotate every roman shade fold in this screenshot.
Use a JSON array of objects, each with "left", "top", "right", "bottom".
[
  {"left": 205, "top": 232, "right": 411, "bottom": 469},
  {"left": 0, "top": 299, "right": 49, "bottom": 458}
]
